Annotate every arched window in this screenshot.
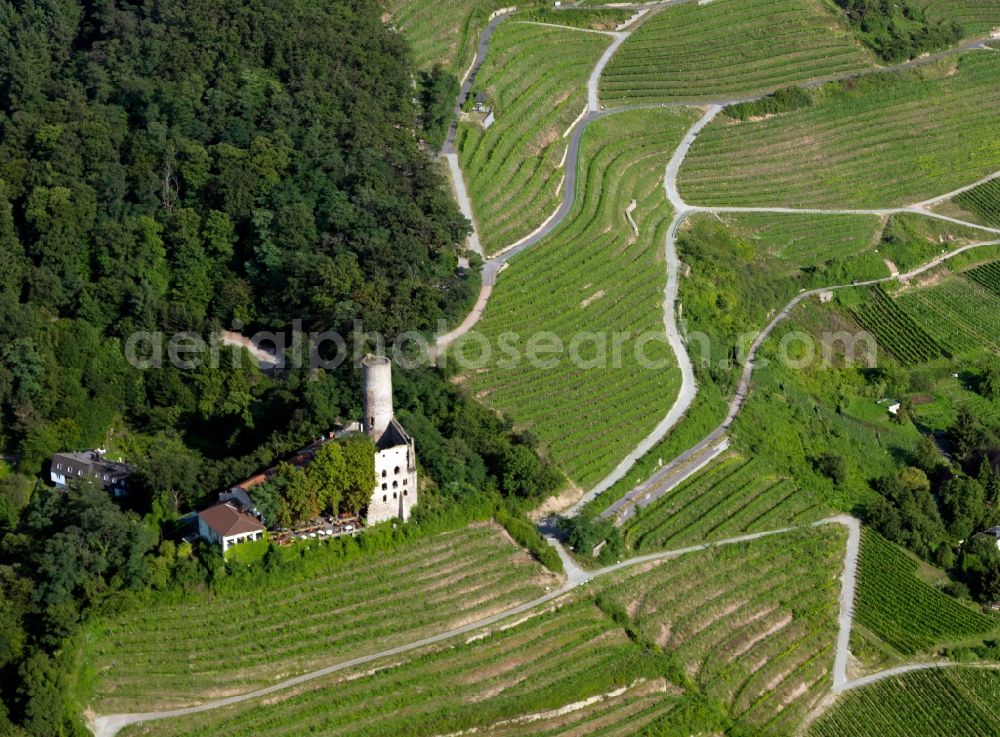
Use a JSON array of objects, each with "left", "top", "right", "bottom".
[
  {"left": 381, "top": 483, "right": 387, "bottom": 491},
  {"left": 403, "top": 490, "right": 408, "bottom": 496},
  {"left": 392, "top": 480, "right": 398, "bottom": 488},
  {"left": 381, "top": 469, "right": 387, "bottom": 478},
  {"left": 393, "top": 492, "right": 397, "bottom": 499},
  {"left": 382, "top": 495, "right": 387, "bottom": 503},
  {"left": 394, "top": 466, "right": 400, "bottom": 475}
]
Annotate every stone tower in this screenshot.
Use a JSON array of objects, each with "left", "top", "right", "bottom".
[
  {"left": 361, "top": 355, "right": 418, "bottom": 525},
  {"left": 362, "top": 355, "right": 393, "bottom": 440}
]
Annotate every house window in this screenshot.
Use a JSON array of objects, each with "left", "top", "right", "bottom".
[
  {"left": 67, "top": 466, "right": 73, "bottom": 473},
  {"left": 392, "top": 481, "right": 398, "bottom": 489},
  {"left": 403, "top": 479, "right": 407, "bottom": 486},
  {"left": 393, "top": 492, "right": 397, "bottom": 499},
  {"left": 382, "top": 495, "right": 387, "bottom": 503},
  {"left": 381, "top": 483, "right": 387, "bottom": 491},
  {"left": 404, "top": 490, "right": 408, "bottom": 496},
  {"left": 56, "top": 463, "right": 62, "bottom": 470},
  {"left": 381, "top": 469, "right": 386, "bottom": 478},
  {"left": 394, "top": 466, "right": 400, "bottom": 474}
]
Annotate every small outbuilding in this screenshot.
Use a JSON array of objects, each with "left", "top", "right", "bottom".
[{"left": 197, "top": 501, "right": 265, "bottom": 554}]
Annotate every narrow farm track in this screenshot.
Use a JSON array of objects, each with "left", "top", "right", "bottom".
[
  {"left": 89, "top": 11, "right": 1000, "bottom": 736},
  {"left": 602, "top": 231, "right": 1000, "bottom": 525},
  {"left": 90, "top": 517, "right": 861, "bottom": 737}
]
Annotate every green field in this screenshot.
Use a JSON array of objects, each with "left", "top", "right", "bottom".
[
  {"left": 966, "top": 259, "right": 1000, "bottom": 296},
  {"left": 118, "top": 601, "right": 687, "bottom": 737},
  {"left": 897, "top": 273, "right": 1000, "bottom": 356},
  {"left": 386, "top": 0, "right": 504, "bottom": 73},
  {"left": 604, "top": 525, "right": 846, "bottom": 734},
  {"left": 457, "top": 22, "right": 610, "bottom": 254},
  {"left": 876, "top": 211, "right": 995, "bottom": 271},
  {"left": 953, "top": 176, "right": 1000, "bottom": 227},
  {"left": 599, "top": 0, "right": 875, "bottom": 105},
  {"left": 919, "top": 0, "right": 1000, "bottom": 35},
  {"left": 809, "top": 667, "right": 1000, "bottom": 737},
  {"left": 625, "top": 454, "right": 827, "bottom": 551},
  {"left": 518, "top": 7, "right": 635, "bottom": 31},
  {"left": 458, "top": 108, "right": 697, "bottom": 488},
  {"left": 82, "top": 525, "right": 559, "bottom": 713},
  {"left": 679, "top": 52, "right": 1000, "bottom": 208},
  {"left": 848, "top": 284, "right": 947, "bottom": 365},
  {"left": 855, "top": 532, "right": 999, "bottom": 655},
  {"left": 718, "top": 212, "right": 881, "bottom": 267}
]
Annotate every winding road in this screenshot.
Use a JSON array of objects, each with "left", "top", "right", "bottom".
[
  {"left": 91, "top": 516, "right": 861, "bottom": 737},
  {"left": 89, "top": 7, "right": 1000, "bottom": 736}
]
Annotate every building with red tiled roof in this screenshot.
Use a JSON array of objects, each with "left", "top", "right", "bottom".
[{"left": 197, "top": 501, "right": 265, "bottom": 554}]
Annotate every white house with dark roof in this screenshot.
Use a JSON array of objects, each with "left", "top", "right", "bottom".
[
  {"left": 362, "top": 356, "right": 417, "bottom": 524},
  {"left": 50, "top": 450, "right": 129, "bottom": 496},
  {"left": 197, "top": 501, "right": 266, "bottom": 554}
]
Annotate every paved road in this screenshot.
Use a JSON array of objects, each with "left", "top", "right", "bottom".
[
  {"left": 91, "top": 516, "right": 861, "bottom": 737},
  {"left": 443, "top": 152, "right": 484, "bottom": 258},
  {"left": 588, "top": 32, "right": 628, "bottom": 111},
  {"left": 442, "top": 9, "right": 516, "bottom": 155},
  {"left": 435, "top": 11, "right": 998, "bottom": 356},
  {"left": 602, "top": 235, "right": 1000, "bottom": 523},
  {"left": 832, "top": 515, "right": 861, "bottom": 692},
  {"left": 702, "top": 205, "right": 1000, "bottom": 235},
  {"left": 107, "top": 14, "right": 999, "bottom": 735},
  {"left": 570, "top": 107, "right": 722, "bottom": 513}
]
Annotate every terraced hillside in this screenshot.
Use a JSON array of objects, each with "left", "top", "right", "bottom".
[
  {"left": 626, "top": 453, "right": 827, "bottom": 551},
  {"left": 848, "top": 284, "right": 947, "bottom": 365},
  {"left": 457, "top": 22, "right": 610, "bottom": 254},
  {"left": 809, "top": 668, "right": 1000, "bottom": 737},
  {"left": 855, "top": 532, "right": 999, "bottom": 655},
  {"left": 841, "top": 266, "right": 1000, "bottom": 365},
  {"left": 717, "top": 212, "right": 880, "bottom": 268},
  {"left": 602, "top": 525, "right": 847, "bottom": 735},
  {"left": 118, "top": 603, "right": 687, "bottom": 737},
  {"left": 966, "top": 259, "right": 1000, "bottom": 295},
  {"left": 600, "top": 0, "right": 875, "bottom": 105},
  {"left": 896, "top": 273, "right": 1000, "bottom": 356},
  {"left": 461, "top": 108, "right": 697, "bottom": 488},
  {"left": 82, "top": 525, "right": 560, "bottom": 713},
  {"left": 386, "top": 0, "right": 505, "bottom": 73},
  {"left": 952, "top": 176, "right": 1000, "bottom": 226},
  {"left": 918, "top": 0, "right": 1000, "bottom": 35},
  {"left": 679, "top": 52, "right": 1000, "bottom": 207}
]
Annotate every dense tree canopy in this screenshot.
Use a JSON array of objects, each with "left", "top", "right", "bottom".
[
  {"left": 0, "top": 1, "right": 547, "bottom": 732},
  {"left": 0, "top": 0, "right": 474, "bottom": 473}
]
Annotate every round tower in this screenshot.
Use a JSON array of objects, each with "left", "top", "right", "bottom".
[{"left": 362, "top": 355, "right": 393, "bottom": 440}]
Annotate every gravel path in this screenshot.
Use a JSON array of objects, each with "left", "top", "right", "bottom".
[
  {"left": 90, "top": 516, "right": 860, "bottom": 737},
  {"left": 89, "top": 14, "right": 1000, "bottom": 736},
  {"left": 569, "top": 106, "right": 721, "bottom": 513}
]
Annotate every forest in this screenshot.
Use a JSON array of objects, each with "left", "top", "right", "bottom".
[
  {"left": 834, "top": 0, "right": 964, "bottom": 62},
  {"left": 0, "top": 0, "right": 562, "bottom": 733}
]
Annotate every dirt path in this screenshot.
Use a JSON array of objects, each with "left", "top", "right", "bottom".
[
  {"left": 602, "top": 234, "right": 1000, "bottom": 523},
  {"left": 219, "top": 330, "right": 280, "bottom": 370},
  {"left": 90, "top": 517, "right": 861, "bottom": 737},
  {"left": 93, "top": 16, "right": 1000, "bottom": 736},
  {"left": 568, "top": 106, "right": 721, "bottom": 514}
]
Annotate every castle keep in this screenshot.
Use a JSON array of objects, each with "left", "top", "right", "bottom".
[{"left": 362, "top": 355, "right": 418, "bottom": 524}]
